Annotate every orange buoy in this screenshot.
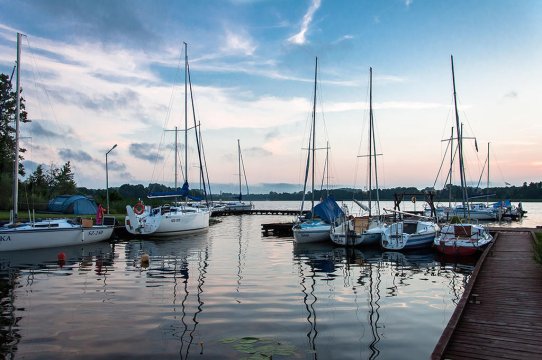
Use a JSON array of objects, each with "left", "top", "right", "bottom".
[{"left": 57, "top": 252, "right": 66, "bottom": 267}]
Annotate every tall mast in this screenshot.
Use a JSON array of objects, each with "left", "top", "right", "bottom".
[
  {"left": 487, "top": 142, "right": 490, "bottom": 205},
  {"left": 311, "top": 57, "right": 317, "bottom": 212},
  {"left": 371, "top": 68, "right": 381, "bottom": 216},
  {"left": 368, "top": 67, "right": 373, "bottom": 216},
  {"left": 449, "top": 127, "right": 454, "bottom": 209},
  {"left": 174, "top": 126, "right": 178, "bottom": 188},
  {"left": 12, "top": 33, "right": 22, "bottom": 220},
  {"left": 184, "top": 42, "right": 188, "bottom": 184},
  {"left": 451, "top": 55, "right": 468, "bottom": 214},
  {"left": 238, "top": 139, "right": 242, "bottom": 201}
]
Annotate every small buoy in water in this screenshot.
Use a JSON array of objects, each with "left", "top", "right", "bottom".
[
  {"left": 140, "top": 253, "right": 150, "bottom": 267},
  {"left": 57, "top": 252, "right": 66, "bottom": 267}
]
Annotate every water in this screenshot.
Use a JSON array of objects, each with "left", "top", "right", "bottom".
[{"left": 1, "top": 201, "right": 539, "bottom": 359}]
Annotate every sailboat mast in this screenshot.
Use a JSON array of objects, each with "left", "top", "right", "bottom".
[
  {"left": 449, "top": 127, "right": 454, "bottom": 209},
  {"left": 371, "top": 69, "right": 381, "bottom": 216},
  {"left": 174, "top": 126, "right": 178, "bottom": 189},
  {"left": 12, "top": 33, "right": 22, "bottom": 220},
  {"left": 238, "top": 139, "right": 242, "bottom": 201},
  {"left": 487, "top": 142, "right": 490, "bottom": 206},
  {"left": 184, "top": 42, "right": 188, "bottom": 184},
  {"left": 311, "top": 57, "right": 317, "bottom": 211},
  {"left": 450, "top": 55, "right": 468, "bottom": 212},
  {"left": 368, "top": 67, "right": 373, "bottom": 216}
]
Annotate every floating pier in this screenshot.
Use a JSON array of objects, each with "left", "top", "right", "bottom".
[
  {"left": 212, "top": 209, "right": 307, "bottom": 217},
  {"left": 432, "top": 228, "right": 542, "bottom": 359},
  {"left": 261, "top": 222, "right": 294, "bottom": 237}
]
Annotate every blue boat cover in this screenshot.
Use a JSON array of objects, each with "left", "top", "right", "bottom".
[
  {"left": 312, "top": 196, "right": 344, "bottom": 223},
  {"left": 148, "top": 181, "right": 203, "bottom": 201},
  {"left": 492, "top": 199, "right": 511, "bottom": 208}
]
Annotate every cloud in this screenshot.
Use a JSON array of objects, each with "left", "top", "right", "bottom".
[
  {"left": 28, "top": 0, "right": 159, "bottom": 50},
  {"left": 504, "top": 91, "right": 518, "bottom": 98},
  {"left": 129, "top": 142, "right": 163, "bottom": 162},
  {"left": 46, "top": 87, "right": 141, "bottom": 112},
  {"left": 332, "top": 35, "right": 354, "bottom": 45},
  {"left": 58, "top": 148, "right": 94, "bottom": 162},
  {"left": 221, "top": 29, "right": 256, "bottom": 56},
  {"left": 288, "top": 0, "right": 322, "bottom": 45},
  {"left": 404, "top": 0, "right": 413, "bottom": 7},
  {"left": 29, "top": 121, "right": 74, "bottom": 139},
  {"left": 107, "top": 160, "right": 127, "bottom": 171},
  {"left": 244, "top": 146, "right": 272, "bottom": 157}
]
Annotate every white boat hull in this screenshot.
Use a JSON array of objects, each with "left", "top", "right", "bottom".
[
  {"left": 125, "top": 205, "right": 210, "bottom": 237},
  {"left": 381, "top": 220, "right": 439, "bottom": 250},
  {"left": 330, "top": 218, "right": 383, "bottom": 246},
  {"left": 292, "top": 220, "right": 330, "bottom": 243},
  {"left": 0, "top": 220, "right": 114, "bottom": 252}
]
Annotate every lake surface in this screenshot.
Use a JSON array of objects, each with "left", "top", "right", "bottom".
[{"left": 1, "top": 201, "right": 539, "bottom": 359}]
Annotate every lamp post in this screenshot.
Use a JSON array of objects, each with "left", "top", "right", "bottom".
[{"left": 106, "top": 144, "right": 117, "bottom": 214}]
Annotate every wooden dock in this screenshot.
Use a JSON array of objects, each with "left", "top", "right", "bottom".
[
  {"left": 261, "top": 222, "right": 294, "bottom": 237},
  {"left": 432, "top": 229, "right": 542, "bottom": 359},
  {"left": 212, "top": 209, "right": 306, "bottom": 217}
]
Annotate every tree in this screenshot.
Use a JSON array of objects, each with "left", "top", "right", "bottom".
[
  {"left": 0, "top": 72, "right": 29, "bottom": 208},
  {"left": 26, "top": 164, "right": 49, "bottom": 197},
  {"left": 54, "top": 161, "right": 77, "bottom": 195},
  {"left": 0, "top": 73, "right": 29, "bottom": 176}
]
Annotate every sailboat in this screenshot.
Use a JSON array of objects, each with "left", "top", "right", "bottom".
[
  {"left": 330, "top": 67, "right": 386, "bottom": 247},
  {"left": 292, "top": 57, "right": 343, "bottom": 244},
  {"left": 0, "top": 33, "right": 114, "bottom": 252},
  {"left": 216, "top": 139, "right": 254, "bottom": 212},
  {"left": 124, "top": 42, "right": 210, "bottom": 237},
  {"left": 434, "top": 56, "right": 493, "bottom": 256}
]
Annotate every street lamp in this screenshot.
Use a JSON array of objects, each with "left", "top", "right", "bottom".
[{"left": 106, "top": 144, "right": 117, "bottom": 214}]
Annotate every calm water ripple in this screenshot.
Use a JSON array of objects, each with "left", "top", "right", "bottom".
[{"left": 0, "top": 211, "right": 485, "bottom": 359}]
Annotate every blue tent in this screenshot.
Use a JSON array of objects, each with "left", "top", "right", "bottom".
[{"left": 47, "top": 195, "right": 98, "bottom": 215}]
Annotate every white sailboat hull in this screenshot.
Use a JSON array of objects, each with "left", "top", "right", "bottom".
[
  {"left": 125, "top": 205, "right": 210, "bottom": 237},
  {"left": 292, "top": 220, "right": 331, "bottom": 243},
  {"left": 381, "top": 220, "right": 439, "bottom": 250},
  {"left": 330, "top": 217, "right": 384, "bottom": 246},
  {"left": 0, "top": 220, "right": 114, "bottom": 252}
]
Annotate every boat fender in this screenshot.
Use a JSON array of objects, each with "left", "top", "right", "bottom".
[
  {"left": 134, "top": 201, "right": 145, "bottom": 215},
  {"left": 57, "top": 252, "right": 66, "bottom": 268}
]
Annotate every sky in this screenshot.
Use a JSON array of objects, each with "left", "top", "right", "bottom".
[{"left": 0, "top": 0, "right": 540, "bottom": 194}]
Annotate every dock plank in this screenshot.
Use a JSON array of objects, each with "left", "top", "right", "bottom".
[{"left": 432, "top": 229, "right": 542, "bottom": 359}]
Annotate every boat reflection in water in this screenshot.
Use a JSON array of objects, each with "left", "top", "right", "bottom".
[
  {"left": 292, "top": 244, "right": 475, "bottom": 359},
  {"left": 0, "top": 242, "right": 114, "bottom": 359},
  {"left": 293, "top": 243, "right": 384, "bottom": 359},
  {"left": 123, "top": 233, "right": 210, "bottom": 360}
]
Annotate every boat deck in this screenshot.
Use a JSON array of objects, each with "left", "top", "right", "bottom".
[{"left": 432, "top": 228, "right": 542, "bottom": 359}]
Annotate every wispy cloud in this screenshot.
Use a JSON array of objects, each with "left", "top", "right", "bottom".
[
  {"left": 58, "top": 148, "right": 94, "bottom": 162},
  {"left": 106, "top": 160, "right": 127, "bottom": 171},
  {"left": 405, "top": 0, "right": 413, "bottom": 7},
  {"left": 332, "top": 35, "right": 354, "bottom": 45},
  {"left": 129, "top": 143, "right": 163, "bottom": 162},
  {"left": 245, "top": 146, "right": 272, "bottom": 157},
  {"left": 288, "top": 0, "right": 322, "bottom": 45},
  {"left": 221, "top": 29, "right": 256, "bottom": 56},
  {"left": 504, "top": 91, "right": 518, "bottom": 98}
]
